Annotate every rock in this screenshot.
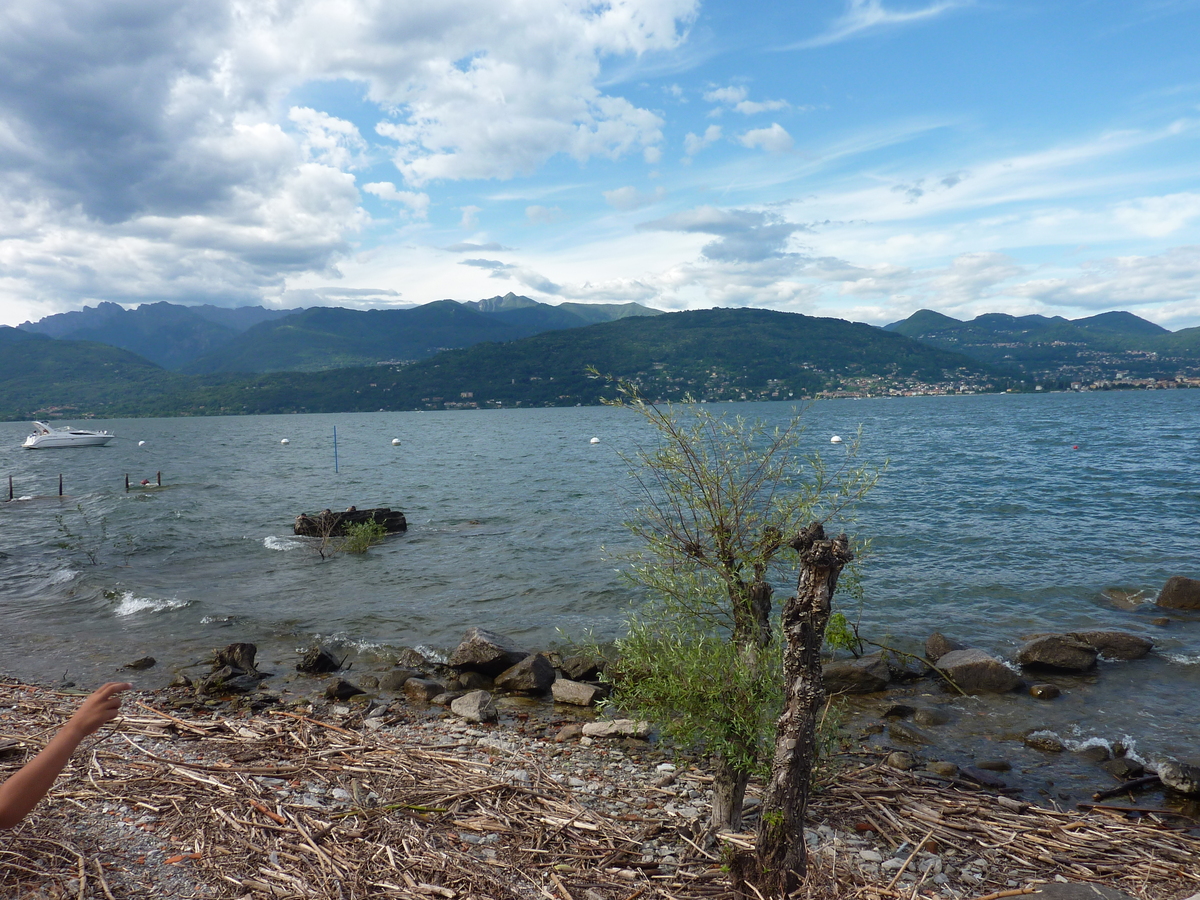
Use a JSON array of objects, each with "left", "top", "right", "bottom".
[
  {"left": 358, "top": 675, "right": 379, "bottom": 690},
  {"left": 1024, "top": 731, "right": 1065, "bottom": 753},
  {"left": 886, "top": 751, "right": 918, "bottom": 770},
  {"left": 379, "top": 668, "right": 420, "bottom": 692},
  {"left": 960, "top": 766, "right": 1007, "bottom": 788},
  {"left": 494, "top": 654, "right": 556, "bottom": 694},
  {"left": 1156, "top": 759, "right": 1200, "bottom": 795},
  {"left": 297, "top": 647, "right": 341, "bottom": 674},
  {"left": 883, "top": 651, "right": 931, "bottom": 681},
  {"left": 581, "top": 719, "right": 650, "bottom": 739},
  {"left": 551, "top": 678, "right": 601, "bottom": 706},
  {"left": 1100, "top": 758, "right": 1145, "bottom": 780},
  {"left": 1151, "top": 616, "right": 1170, "bottom": 626},
  {"left": 456, "top": 671, "right": 494, "bottom": 691},
  {"left": 555, "top": 723, "right": 584, "bottom": 742},
  {"left": 169, "top": 673, "right": 192, "bottom": 688},
  {"left": 925, "top": 632, "right": 966, "bottom": 662},
  {"left": 911, "top": 707, "right": 950, "bottom": 727},
  {"left": 927, "top": 761, "right": 959, "bottom": 777},
  {"left": 559, "top": 655, "right": 606, "bottom": 682},
  {"left": 881, "top": 704, "right": 915, "bottom": 719},
  {"left": 324, "top": 679, "right": 366, "bottom": 701},
  {"left": 1157, "top": 575, "right": 1200, "bottom": 610},
  {"left": 450, "top": 690, "right": 498, "bottom": 723},
  {"left": 429, "top": 692, "right": 464, "bottom": 706},
  {"left": 213, "top": 642, "right": 258, "bottom": 674},
  {"left": 123, "top": 656, "right": 156, "bottom": 670},
  {"left": 448, "top": 627, "right": 530, "bottom": 675},
  {"left": 1075, "top": 745, "right": 1111, "bottom": 763},
  {"left": 975, "top": 759, "right": 1012, "bottom": 772},
  {"left": 403, "top": 678, "right": 446, "bottom": 703},
  {"left": 1026, "top": 883, "right": 1138, "bottom": 900},
  {"left": 822, "top": 655, "right": 890, "bottom": 694},
  {"left": 199, "top": 666, "right": 261, "bottom": 695},
  {"left": 888, "top": 721, "right": 937, "bottom": 745},
  {"left": 395, "top": 646, "right": 430, "bottom": 668},
  {"left": 935, "top": 649, "right": 1021, "bottom": 693},
  {"left": 1029, "top": 683, "right": 1061, "bottom": 700},
  {"left": 1071, "top": 631, "right": 1153, "bottom": 660},
  {"left": 1017, "top": 635, "right": 1098, "bottom": 671}
]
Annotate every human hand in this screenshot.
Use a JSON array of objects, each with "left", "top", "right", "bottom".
[{"left": 66, "top": 683, "right": 133, "bottom": 738}]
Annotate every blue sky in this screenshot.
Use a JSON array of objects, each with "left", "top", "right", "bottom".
[{"left": 2, "top": 0, "right": 1200, "bottom": 328}]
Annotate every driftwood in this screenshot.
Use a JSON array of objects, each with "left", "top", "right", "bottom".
[{"left": 294, "top": 507, "right": 407, "bottom": 537}]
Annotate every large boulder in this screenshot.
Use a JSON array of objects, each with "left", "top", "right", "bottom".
[
  {"left": 1071, "top": 630, "right": 1153, "bottom": 660},
  {"left": 822, "top": 655, "right": 890, "bottom": 694},
  {"left": 450, "top": 690, "right": 498, "bottom": 723},
  {"left": 213, "top": 642, "right": 259, "bottom": 674},
  {"left": 559, "top": 654, "right": 606, "bottom": 682},
  {"left": 924, "top": 632, "right": 966, "bottom": 662},
  {"left": 1016, "top": 635, "right": 1098, "bottom": 671},
  {"left": 935, "top": 649, "right": 1021, "bottom": 693},
  {"left": 494, "top": 654, "right": 556, "bottom": 694},
  {"left": 297, "top": 646, "right": 341, "bottom": 674},
  {"left": 1157, "top": 576, "right": 1200, "bottom": 610},
  {"left": 1157, "top": 759, "right": 1200, "bottom": 795},
  {"left": 448, "top": 628, "right": 530, "bottom": 675}
]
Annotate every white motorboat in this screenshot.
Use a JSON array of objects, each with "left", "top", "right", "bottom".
[{"left": 22, "top": 421, "right": 116, "bottom": 449}]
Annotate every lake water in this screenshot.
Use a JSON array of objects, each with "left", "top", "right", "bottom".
[{"left": 1, "top": 390, "right": 1198, "bottom": 782}]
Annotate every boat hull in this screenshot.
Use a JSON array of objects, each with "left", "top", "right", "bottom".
[{"left": 22, "top": 433, "right": 115, "bottom": 449}]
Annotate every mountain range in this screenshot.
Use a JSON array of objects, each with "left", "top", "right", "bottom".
[
  {"left": 884, "top": 309, "right": 1200, "bottom": 381},
  {"left": 18, "top": 294, "right": 661, "bottom": 373}
]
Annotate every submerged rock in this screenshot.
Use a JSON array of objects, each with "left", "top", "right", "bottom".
[
  {"left": 935, "top": 649, "right": 1021, "bottom": 693},
  {"left": 1016, "top": 635, "right": 1098, "bottom": 671},
  {"left": 1101, "top": 757, "right": 1145, "bottom": 780},
  {"left": 297, "top": 646, "right": 341, "bottom": 674},
  {"left": 1023, "top": 731, "right": 1066, "bottom": 753},
  {"left": 1157, "top": 575, "right": 1200, "bottom": 610},
  {"left": 123, "top": 656, "right": 157, "bottom": 670},
  {"left": 888, "top": 721, "right": 937, "bottom": 745},
  {"left": 1071, "top": 631, "right": 1153, "bottom": 660},
  {"left": 448, "top": 627, "right": 530, "bottom": 675},
  {"left": 1029, "top": 683, "right": 1061, "bottom": 700}
]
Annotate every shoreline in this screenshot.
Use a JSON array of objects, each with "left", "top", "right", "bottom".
[{"left": 2, "top": 676, "right": 1198, "bottom": 900}]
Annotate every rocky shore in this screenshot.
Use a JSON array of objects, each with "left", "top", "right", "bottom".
[{"left": 2, "top": 616, "right": 1200, "bottom": 899}]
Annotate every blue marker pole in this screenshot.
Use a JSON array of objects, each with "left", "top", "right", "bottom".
[{"left": 333, "top": 426, "right": 339, "bottom": 473}]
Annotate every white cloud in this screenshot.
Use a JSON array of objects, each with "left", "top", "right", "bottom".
[
  {"left": 1112, "top": 192, "right": 1200, "bottom": 237},
  {"left": 0, "top": 0, "right": 698, "bottom": 322},
  {"left": 683, "top": 124, "right": 722, "bottom": 157},
  {"left": 363, "top": 182, "right": 431, "bottom": 218},
  {"left": 703, "top": 86, "right": 747, "bottom": 105},
  {"left": 603, "top": 185, "right": 667, "bottom": 211},
  {"left": 734, "top": 99, "right": 790, "bottom": 115},
  {"left": 790, "top": 0, "right": 964, "bottom": 49},
  {"left": 738, "top": 123, "right": 794, "bottom": 152},
  {"left": 639, "top": 206, "right": 807, "bottom": 262},
  {"left": 526, "top": 205, "right": 564, "bottom": 225},
  {"left": 459, "top": 205, "right": 482, "bottom": 229},
  {"left": 643, "top": 145, "right": 662, "bottom": 164}
]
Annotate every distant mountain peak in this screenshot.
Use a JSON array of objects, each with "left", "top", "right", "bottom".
[{"left": 462, "top": 293, "right": 541, "bottom": 313}]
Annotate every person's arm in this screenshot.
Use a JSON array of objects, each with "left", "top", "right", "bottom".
[{"left": 0, "top": 682, "right": 132, "bottom": 829}]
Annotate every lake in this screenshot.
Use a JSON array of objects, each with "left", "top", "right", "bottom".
[{"left": 1, "top": 390, "right": 1197, "bottom": 775}]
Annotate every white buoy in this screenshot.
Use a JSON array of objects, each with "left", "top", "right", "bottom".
[
  {"left": 138, "top": 440, "right": 146, "bottom": 447},
  {"left": 392, "top": 438, "right": 401, "bottom": 446},
  {"left": 590, "top": 437, "right": 600, "bottom": 444},
  {"left": 830, "top": 435, "right": 843, "bottom": 444},
  {"left": 280, "top": 438, "right": 290, "bottom": 445}
]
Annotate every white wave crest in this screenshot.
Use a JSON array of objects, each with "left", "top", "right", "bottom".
[
  {"left": 47, "top": 569, "right": 79, "bottom": 585},
  {"left": 114, "top": 592, "right": 190, "bottom": 617},
  {"left": 263, "top": 536, "right": 304, "bottom": 551},
  {"left": 1164, "top": 652, "right": 1200, "bottom": 666}
]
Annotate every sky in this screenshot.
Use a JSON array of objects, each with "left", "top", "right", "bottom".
[{"left": 2, "top": 1, "right": 1200, "bottom": 330}]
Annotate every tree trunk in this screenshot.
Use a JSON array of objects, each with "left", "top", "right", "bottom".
[
  {"left": 710, "top": 753, "right": 751, "bottom": 830},
  {"left": 754, "top": 523, "right": 853, "bottom": 896}
]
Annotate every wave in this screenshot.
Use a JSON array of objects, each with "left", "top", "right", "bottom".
[
  {"left": 263, "top": 535, "right": 304, "bottom": 551},
  {"left": 47, "top": 569, "right": 79, "bottom": 585},
  {"left": 114, "top": 592, "right": 191, "bottom": 617},
  {"left": 1062, "top": 732, "right": 1148, "bottom": 766},
  {"left": 1164, "top": 652, "right": 1200, "bottom": 666}
]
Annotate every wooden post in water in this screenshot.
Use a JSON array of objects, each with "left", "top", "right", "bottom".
[
  {"left": 59, "top": 474, "right": 63, "bottom": 497},
  {"left": 156, "top": 471, "right": 162, "bottom": 486},
  {"left": 125, "top": 474, "right": 129, "bottom": 493}
]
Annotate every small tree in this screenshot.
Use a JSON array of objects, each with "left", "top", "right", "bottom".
[{"left": 608, "top": 387, "right": 875, "bottom": 831}]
